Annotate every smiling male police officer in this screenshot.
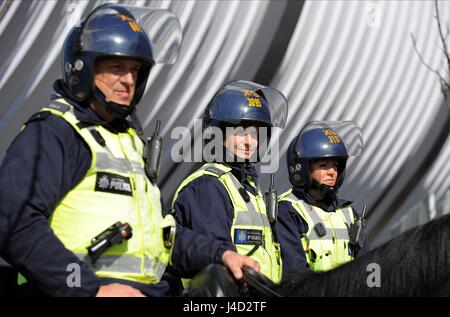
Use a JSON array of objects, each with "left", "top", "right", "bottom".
[{"left": 170, "top": 81, "right": 291, "bottom": 286}]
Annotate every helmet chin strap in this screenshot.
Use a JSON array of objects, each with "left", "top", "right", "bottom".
[
  {"left": 92, "top": 87, "right": 136, "bottom": 120},
  {"left": 221, "top": 147, "right": 258, "bottom": 182},
  {"left": 310, "top": 180, "right": 338, "bottom": 196}
]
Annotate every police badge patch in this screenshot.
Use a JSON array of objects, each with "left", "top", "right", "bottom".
[
  {"left": 95, "top": 172, "right": 133, "bottom": 196},
  {"left": 234, "top": 229, "right": 263, "bottom": 245}
]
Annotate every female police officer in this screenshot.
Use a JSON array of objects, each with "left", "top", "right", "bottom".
[{"left": 277, "top": 122, "right": 366, "bottom": 272}]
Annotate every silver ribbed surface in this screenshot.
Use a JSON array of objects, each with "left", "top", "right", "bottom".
[{"left": 1, "top": 0, "right": 450, "bottom": 246}]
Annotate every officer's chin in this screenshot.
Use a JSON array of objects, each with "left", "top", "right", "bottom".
[
  {"left": 236, "top": 148, "right": 256, "bottom": 158},
  {"left": 322, "top": 180, "right": 336, "bottom": 187},
  {"left": 107, "top": 98, "right": 132, "bottom": 107}
]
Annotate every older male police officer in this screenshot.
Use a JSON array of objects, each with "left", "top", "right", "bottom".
[{"left": 0, "top": 4, "right": 185, "bottom": 296}]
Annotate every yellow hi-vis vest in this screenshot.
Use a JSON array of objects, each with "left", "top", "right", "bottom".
[
  {"left": 172, "top": 163, "right": 282, "bottom": 284},
  {"left": 40, "top": 99, "right": 174, "bottom": 284},
  {"left": 278, "top": 188, "right": 355, "bottom": 272}
]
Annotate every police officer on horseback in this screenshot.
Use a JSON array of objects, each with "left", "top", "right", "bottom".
[
  {"left": 171, "top": 80, "right": 289, "bottom": 286},
  {"left": 0, "top": 3, "right": 184, "bottom": 296},
  {"left": 277, "top": 121, "right": 367, "bottom": 272}
]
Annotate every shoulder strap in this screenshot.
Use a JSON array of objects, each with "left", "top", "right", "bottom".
[
  {"left": 203, "top": 165, "right": 228, "bottom": 176},
  {"left": 23, "top": 100, "right": 72, "bottom": 128},
  {"left": 46, "top": 101, "right": 71, "bottom": 113},
  {"left": 202, "top": 164, "right": 253, "bottom": 203},
  {"left": 278, "top": 189, "right": 296, "bottom": 203}
]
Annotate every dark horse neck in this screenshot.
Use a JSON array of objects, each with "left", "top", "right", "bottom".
[{"left": 276, "top": 213, "right": 450, "bottom": 296}]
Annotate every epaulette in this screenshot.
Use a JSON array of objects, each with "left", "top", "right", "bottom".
[
  {"left": 46, "top": 101, "right": 71, "bottom": 113},
  {"left": 24, "top": 111, "right": 51, "bottom": 125}
]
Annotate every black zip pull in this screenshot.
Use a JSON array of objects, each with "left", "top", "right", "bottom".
[
  {"left": 238, "top": 187, "right": 251, "bottom": 203},
  {"left": 89, "top": 129, "right": 106, "bottom": 147}
]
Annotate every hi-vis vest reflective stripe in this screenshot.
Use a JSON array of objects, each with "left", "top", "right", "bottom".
[
  {"left": 172, "top": 163, "right": 282, "bottom": 284},
  {"left": 41, "top": 99, "right": 173, "bottom": 284},
  {"left": 278, "top": 188, "right": 354, "bottom": 272}
]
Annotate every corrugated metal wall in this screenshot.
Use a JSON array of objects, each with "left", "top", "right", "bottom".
[{"left": 1, "top": 0, "right": 450, "bottom": 246}]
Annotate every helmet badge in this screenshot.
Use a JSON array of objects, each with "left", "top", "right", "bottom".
[
  {"left": 243, "top": 89, "right": 262, "bottom": 108},
  {"left": 117, "top": 14, "right": 142, "bottom": 33},
  {"left": 322, "top": 129, "right": 341, "bottom": 144}
]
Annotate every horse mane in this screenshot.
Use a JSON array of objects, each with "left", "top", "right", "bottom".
[{"left": 275, "top": 214, "right": 450, "bottom": 296}]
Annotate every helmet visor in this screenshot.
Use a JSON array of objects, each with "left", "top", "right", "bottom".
[
  {"left": 300, "top": 121, "right": 363, "bottom": 157},
  {"left": 85, "top": 4, "right": 182, "bottom": 65},
  {"left": 207, "top": 80, "right": 288, "bottom": 128}
]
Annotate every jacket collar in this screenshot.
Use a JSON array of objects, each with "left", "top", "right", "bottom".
[{"left": 292, "top": 188, "right": 352, "bottom": 212}]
